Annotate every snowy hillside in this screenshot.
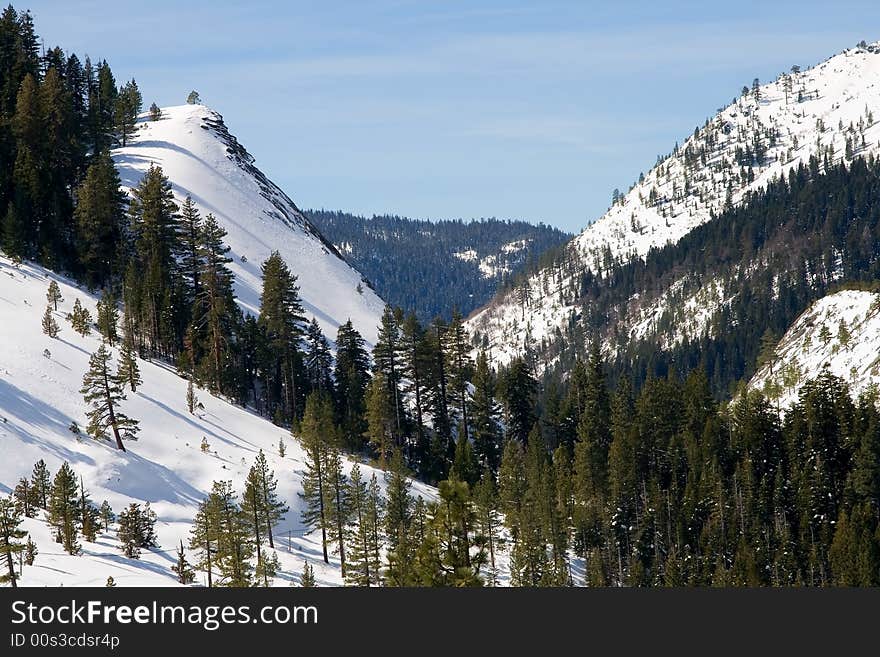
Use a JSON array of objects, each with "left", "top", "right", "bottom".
[
  {"left": 0, "top": 256, "right": 434, "bottom": 586},
  {"left": 113, "top": 104, "right": 384, "bottom": 346},
  {"left": 468, "top": 42, "right": 880, "bottom": 367},
  {"left": 748, "top": 289, "right": 880, "bottom": 409}
]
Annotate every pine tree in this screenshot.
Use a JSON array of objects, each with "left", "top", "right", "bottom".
[
  {"left": 400, "top": 312, "right": 429, "bottom": 464},
  {"left": 372, "top": 304, "right": 405, "bottom": 450},
  {"left": 471, "top": 350, "right": 501, "bottom": 473},
  {"left": 117, "top": 331, "right": 141, "bottom": 392},
  {"left": 259, "top": 251, "right": 306, "bottom": 422},
  {"left": 68, "top": 298, "right": 92, "bottom": 336},
  {"left": 177, "top": 196, "right": 203, "bottom": 309},
  {"left": 299, "top": 393, "right": 333, "bottom": 565},
  {"left": 116, "top": 502, "right": 158, "bottom": 559},
  {"left": 211, "top": 480, "right": 254, "bottom": 587},
  {"left": 300, "top": 560, "right": 316, "bottom": 587},
  {"left": 149, "top": 102, "right": 161, "bottom": 121},
  {"left": 24, "top": 535, "right": 37, "bottom": 566},
  {"left": 189, "top": 490, "right": 221, "bottom": 587},
  {"left": 73, "top": 151, "right": 127, "bottom": 288},
  {"left": 94, "top": 292, "right": 118, "bottom": 346},
  {"left": 324, "top": 446, "right": 350, "bottom": 577},
  {"left": 12, "top": 478, "right": 35, "bottom": 518},
  {"left": 192, "top": 213, "right": 236, "bottom": 393},
  {"left": 254, "top": 450, "right": 286, "bottom": 549},
  {"left": 444, "top": 309, "right": 473, "bottom": 442},
  {"left": 114, "top": 78, "right": 141, "bottom": 146},
  {"left": 474, "top": 468, "right": 501, "bottom": 586},
  {"left": 384, "top": 449, "right": 414, "bottom": 585},
  {"left": 30, "top": 460, "right": 50, "bottom": 510},
  {"left": 0, "top": 496, "right": 27, "bottom": 587},
  {"left": 81, "top": 343, "right": 139, "bottom": 451},
  {"left": 304, "top": 318, "right": 333, "bottom": 394},
  {"left": 172, "top": 540, "right": 196, "bottom": 584},
  {"left": 278, "top": 437, "right": 286, "bottom": 458},
  {"left": 186, "top": 378, "right": 198, "bottom": 414},
  {"left": 334, "top": 320, "right": 370, "bottom": 451},
  {"left": 78, "top": 476, "right": 98, "bottom": 543},
  {"left": 99, "top": 500, "right": 115, "bottom": 532},
  {"left": 46, "top": 280, "right": 63, "bottom": 311},
  {"left": 41, "top": 305, "right": 59, "bottom": 338},
  {"left": 49, "top": 462, "right": 80, "bottom": 555},
  {"left": 365, "top": 372, "right": 396, "bottom": 467},
  {"left": 344, "top": 464, "right": 373, "bottom": 586},
  {"left": 128, "top": 164, "right": 180, "bottom": 356}
]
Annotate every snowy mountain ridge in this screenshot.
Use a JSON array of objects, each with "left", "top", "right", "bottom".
[
  {"left": 467, "top": 41, "right": 880, "bottom": 367},
  {"left": 747, "top": 288, "right": 880, "bottom": 409},
  {"left": 0, "top": 255, "right": 436, "bottom": 586},
  {"left": 113, "top": 104, "right": 385, "bottom": 346}
]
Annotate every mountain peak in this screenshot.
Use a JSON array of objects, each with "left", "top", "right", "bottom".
[{"left": 114, "top": 102, "right": 384, "bottom": 345}]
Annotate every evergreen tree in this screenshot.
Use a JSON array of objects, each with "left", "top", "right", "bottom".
[
  {"left": 41, "top": 304, "right": 59, "bottom": 338},
  {"left": 258, "top": 251, "right": 305, "bottom": 422},
  {"left": 81, "top": 343, "right": 139, "bottom": 451},
  {"left": 299, "top": 393, "right": 334, "bottom": 564},
  {"left": 172, "top": 540, "right": 195, "bottom": 584},
  {"left": 48, "top": 462, "right": 80, "bottom": 555},
  {"left": 149, "top": 102, "right": 161, "bottom": 121},
  {"left": 372, "top": 304, "right": 405, "bottom": 451},
  {"left": 444, "top": 309, "right": 473, "bottom": 442},
  {"left": 96, "top": 290, "right": 118, "bottom": 345},
  {"left": 99, "top": 500, "right": 115, "bottom": 532},
  {"left": 324, "top": 446, "right": 350, "bottom": 576},
  {"left": 12, "top": 478, "right": 35, "bottom": 518},
  {"left": 117, "top": 331, "right": 141, "bottom": 392},
  {"left": 365, "top": 372, "right": 396, "bottom": 467},
  {"left": 78, "top": 476, "right": 98, "bottom": 543},
  {"left": 300, "top": 560, "right": 316, "bottom": 587},
  {"left": 334, "top": 320, "right": 370, "bottom": 451},
  {"left": 211, "top": 480, "right": 254, "bottom": 587},
  {"left": 113, "top": 78, "right": 141, "bottom": 146},
  {"left": 46, "top": 280, "right": 63, "bottom": 311},
  {"left": 68, "top": 298, "right": 92, "bottom": 336},
  {"left": 304, "top": 318, "right": 332, "bottom": 394},
  {"left": 501, "top": 357, "right": 537, "bottom": 444},
  {"left": 30, "top": 460, "right": 50, "bottom": 510},
  {"left": 0, "top": 496, "right": 26, "bottom": 587},
  {"left": 189, "top": 490, "right": 222, "bottom": 587},
  {"left": 73, "top": 151, "right": 126, "bottom": 288},
  {"left": 471, "top": 350, "right": 501, "bottom": 473},
  {"left": 384, "top": 449, "right": 414, "bottom": 584},
  {"left": 127, "top": 164, "right": 180, "bottom": 356},
  {"left": 192, "top": 213, "right": 237, "bottom": 394}
]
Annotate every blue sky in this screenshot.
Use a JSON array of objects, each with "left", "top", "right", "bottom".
[{"left": 22, "top": 0, "right": 880, "bottom": 233}]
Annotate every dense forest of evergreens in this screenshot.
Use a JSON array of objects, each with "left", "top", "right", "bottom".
[
  {"left": 491, "top": 156, "right": 880, "bottom": 399},
  {"left": 1, "top": 6, "right": 879, "bottom": 587},
  {"left": 307, "top": 209, "right": 570, "bottom": 322}
]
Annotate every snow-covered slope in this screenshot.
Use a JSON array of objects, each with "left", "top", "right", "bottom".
[
  {"left": 0, "top": 256, "right": 434, "bottom": 586},
  {"left": 113, "top": 104, "right": 384, "bottom": 346},
  {"left": 468, "top": 42, "right": 880, "bottom": 367},
  {"left": 747, "top": 289, "right": 880, "bottom": 409}
]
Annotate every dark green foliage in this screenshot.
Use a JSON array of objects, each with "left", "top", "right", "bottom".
[
  {"left": 307, "top": 210, "right": 571, "bottom": 321},
  {"left": 116, "top": 502, "right": 158, "bottom": 558},
  {"left": 0, "top": 496, "right": 27, "bottom": 587},
  {"left": 48, "top": 462, "right": 79, "bottom": 555},
  {"left": 333, "top": 320, "right": 370, "bottom": 451},
  {"left": 81, "top": 343, "right": 139, "bottom": 451},
  {"left": 258, "top": 251, "right": 306, "bottom": 423},
  {"left": 172, "top": 540, "right": 195, "bottom": 584}
]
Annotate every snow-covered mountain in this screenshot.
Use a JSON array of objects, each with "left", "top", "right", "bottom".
[
  {"left": 467, "top": 42, "right": 880, "bottom": 367},
  {"left": 0, "top": 255, "right": 435, "bottom": 586},
  {"left": 114, "top": 104, "right": 384, "bottom": 346},
  {"left": 748, "top": 288, "right": 880, "bottom": 409}
]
